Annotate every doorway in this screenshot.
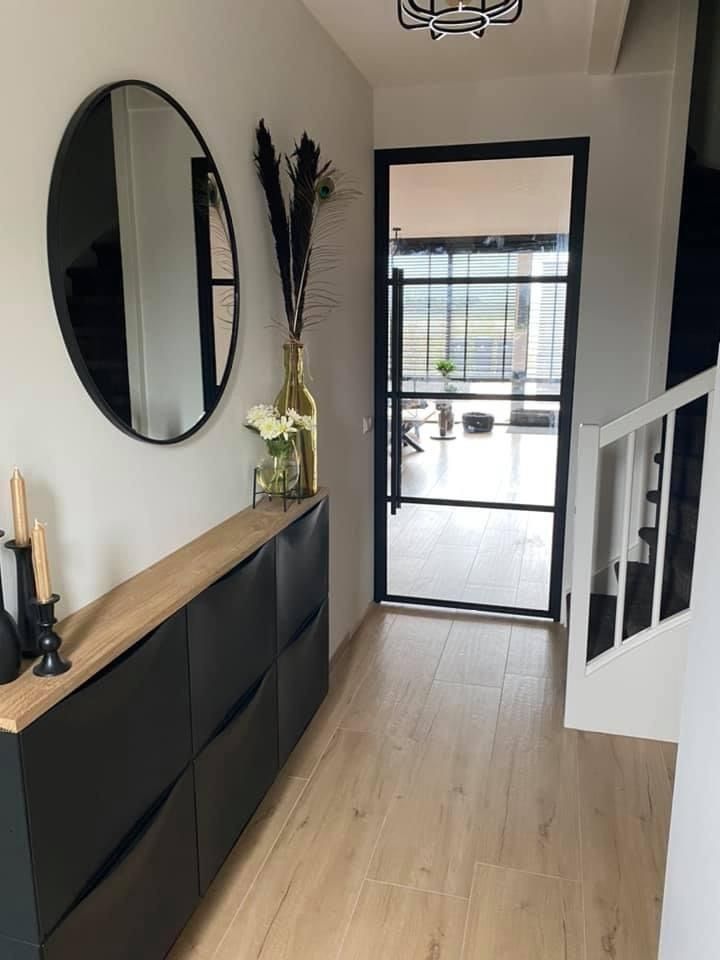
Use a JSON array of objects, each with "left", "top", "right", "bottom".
[{"left": 374, "top": 139, "right": 589, "bottom": 619}]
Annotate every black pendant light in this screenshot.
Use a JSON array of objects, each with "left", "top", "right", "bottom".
[{"left": 398, "top": 0, "right": 523, "bottom": 40}]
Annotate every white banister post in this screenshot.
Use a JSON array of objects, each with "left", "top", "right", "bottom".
[
  {"left": 689, "top": 353, "right": 720, "bottom": 608},
  {"left": 652, "top": 410, "right": 676, "bottom": 626},
  {"left": 565, "top": 423, "right": 601, "bottom": 731},
  {"left": 614, "top": 430, "right": 636, "bottom": 648}
]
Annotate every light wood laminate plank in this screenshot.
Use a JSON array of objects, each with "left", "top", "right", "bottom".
[
  {"left": 338, "top": 881, "right": 468, "bottom": 960},
  {"left": 0, "top": 490, "right": 328, "bottom": 733},
  {"left": 369, "top": 681, "right": 500, "bottom": 897},
  {"left": 660, "top": 740, "right": 678, "bottom": 790},
  {"left": 168, "top": 775, "right": 307, "bottom": 959},
  {"left": 413, "top": 546, "right": 478, "bottom": 603},
  {"left": 390, "top": 507, "right": 450, "bottom": 559},
  {"left": 435, "top": 618, "right": 511, "bottom": 687},
  {"left": 477, "top": 675, "right": 580, "bottom": 881},
  {"left": 340, "top": 614, "right": 451, "bottom": 739},
  {"left": 578, "top": 732, "right": 672, "bottom": 960},
  {"left": 506, "top": 622, "right": 567, "bottom": 688},
  {"left": 388, "top": 555, "right": 426, "bottom": 596},
  {"left": 462, "top": 864, "right": 584, "bottom": 960},
  {"left": 283, "top": 608, "right": 395, "bottom": 778},
  {"left": 214, "top": 729, "right": 414, "bottom": 960}
]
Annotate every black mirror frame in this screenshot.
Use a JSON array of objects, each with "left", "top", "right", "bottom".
[{"left": 47, "top": 79, "right": 240, "bottom": 445}]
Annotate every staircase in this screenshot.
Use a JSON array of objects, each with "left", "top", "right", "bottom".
[
  {"left": 565, "top": 363, "right": 718, "bottom": 741},
  {"left": 65, "top": 228, "right": 132, "bottom": 424}
]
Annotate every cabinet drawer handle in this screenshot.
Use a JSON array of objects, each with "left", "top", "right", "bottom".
[
  {"left": 285, "top": 600, "right": 326, "bottom": 651},
  {"left": 53, "top": 772, "right": 183, "bottom": 929},
  {"left": 207, "top": 667, "right": 270, "bottom": 743}
]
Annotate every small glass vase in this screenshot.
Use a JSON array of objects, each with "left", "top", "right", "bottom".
[{"left": 256, "top": 447, "right": 300, "bottom": 497}]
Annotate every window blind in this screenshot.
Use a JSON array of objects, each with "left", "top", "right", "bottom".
[{"left": 389, "top": 243, "right": 568, "bottom": 386}]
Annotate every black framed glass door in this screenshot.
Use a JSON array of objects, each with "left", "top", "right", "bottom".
[{"left": 374, "top": 139, "right": 589, "bottom": 619}]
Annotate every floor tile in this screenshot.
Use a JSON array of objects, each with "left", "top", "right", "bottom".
[
  {"left": 476, "top": 675, "right": 580, "bottom": 881},
  {"left": 506, "top": 622, "right": 567, "bottom": 686},
  {"left": 413, "top": 545, "right": 478, "bottom": 603},
  {"left": 578, "top": 732, "right": 672, "bottom": 960},
  {"left": 462, "top": 864, "right": 583, "bottom": 959},
  {"left": 283, "top": 607, "right": 394, "bottom": 778},
  {"left": 340, "top": 614, "right": 451, "bottom": 739},
  {"left": 167, "top": 774, "right": 306, "bottom": 959},
  {"left": 369, "top": 681, "right": 500, "bottom": 897},
  {"left": 214, "top": 729, "right": 414, "bottom": 960},
  {"left": 435, "top": 618, "right": 511, "bottom": 687},
  {"left": 338, "top": 881, "right": 468, "bottom": 960}
]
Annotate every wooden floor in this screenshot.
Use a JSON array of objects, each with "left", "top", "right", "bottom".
[
  {"left": 389, "top": 424, "right": 557, "bottom": 609},
  {"left": 170, "top": 606, "right": 676, "bottom": 960}
]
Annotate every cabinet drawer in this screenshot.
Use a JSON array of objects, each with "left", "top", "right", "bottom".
[
  {"left": 278, "top": 601, "right": 329, "bottom": 767},
  {"left": 195, "top": 663, "right": 278, "bottom": 893},
  {"left": 44, "top": 767, "right": 198, "bottom": 960},
  {"left": 0, "top": 933, "right": 42, "bottom": 960},
  {"left": 188, "top": 541, "right": 276, "bottom": 751},
  {"left": 21, "top": 610, "right": 192, "bottom": 937},
  {"left": 277, "top": 499, "right": 329, "bottom": 652}
]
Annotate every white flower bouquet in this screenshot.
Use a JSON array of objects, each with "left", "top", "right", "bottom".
[{"left": 246, "top": 405, "right": 313, "bottom": 494}]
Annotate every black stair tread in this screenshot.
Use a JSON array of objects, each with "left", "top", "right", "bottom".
[
  {"left": 654, "top": 449, "right": 704, "bottom": 469},
  {"left": 638, "top": 526, "right": 696, "bottom": 551},
  {"left": 587, "top": 592, "right": 654, "bottom": 661},
  {"left": 647, "top": 488, "right": 700, "bottom": 507},
  {"left": 613, "top": 558, "right": 691, "bottom": 613}
]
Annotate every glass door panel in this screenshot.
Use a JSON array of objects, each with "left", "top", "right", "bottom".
[
  {"left": 377, "top": 144, "right": 588, "bottom": 619},
  {"left": 388, "top": 504, "right": 554, "bottom": 612},
  {"left": 399, "top": 397, "right": 559, "bottom": 506}
]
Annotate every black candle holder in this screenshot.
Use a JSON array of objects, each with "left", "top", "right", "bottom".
[
  {"left": 0, "top": 531, "right": 21, "bottom": 685},
  {"left": 4, "top": 539, "right": 42, "bottom": 658},
  {"left": 32, "top": 594, "right": 71, "bottom": 678}
]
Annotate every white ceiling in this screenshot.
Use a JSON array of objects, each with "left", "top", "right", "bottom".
[{"left": 300, "top": 0, "right": 596, "bottom": 87}]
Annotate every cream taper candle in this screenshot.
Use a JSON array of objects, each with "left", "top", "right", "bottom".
[
  {"left": 30, "top": 521, "right": 53, "bottom": 603},
  {"left": 10, "top": 468, "right": 30, "bottom": 547}
]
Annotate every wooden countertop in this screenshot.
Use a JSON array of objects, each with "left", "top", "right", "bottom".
[{"left": 0, "top": 490, "right": 328, "bottom": 734}]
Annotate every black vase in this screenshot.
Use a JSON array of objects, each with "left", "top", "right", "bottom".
[
  {"left": 0, "top": 609, "right": 21, "bottom": 684},
  {"left": 0, "top": 533, "right": 21, "bottom": 684}
]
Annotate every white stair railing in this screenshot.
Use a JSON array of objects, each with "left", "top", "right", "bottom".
[{"left": 566, "top": 363, "right": 718, "bottom": 732}]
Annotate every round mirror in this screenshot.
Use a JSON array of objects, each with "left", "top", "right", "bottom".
[{"left": 48, "top": 81, "right": 239, "bottom": 443}]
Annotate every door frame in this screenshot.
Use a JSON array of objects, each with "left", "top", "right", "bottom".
[{"left": 373, "top": 137, "right": 590, "bottom": 621}]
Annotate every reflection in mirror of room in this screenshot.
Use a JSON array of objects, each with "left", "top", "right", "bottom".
[{"left": 50, "top": 83, "right": 239, "bottom": 444}]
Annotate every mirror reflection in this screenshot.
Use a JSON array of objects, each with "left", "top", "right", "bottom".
[{"left": 49, "top": 83, "right": 239, "bottom": 443}]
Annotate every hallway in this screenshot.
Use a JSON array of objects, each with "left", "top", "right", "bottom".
[{"left": 171, "top": 607, "right": 674, "bottom": 959}]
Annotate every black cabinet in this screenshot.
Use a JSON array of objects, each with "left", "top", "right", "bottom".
[
  {"left": 0, "top": 935, "right": 42, "bottom": 960},
  {"left": 44, "top": 768, "right": 199, "bottom": 960},
  {"left": 22, "top": 610, "right": 192, "bottom": 938},
  {"left": 277, "top": 500, "right": 329, "bottom": 651},
  {"left": 195, "top": 664, "right": 278, "bottom": 892},
  {"left": 188, "top": 541, "right": 276, "bottom": 752},
  {"left": 278, "top": 601, "right": 329, "bottom": 766},
  {"left": 0, "top": 497, "right": 330, "bottom": 959}
]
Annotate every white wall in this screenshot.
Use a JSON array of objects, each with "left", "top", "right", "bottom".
[
  {"left": 376, "top": 69, "right": 674, "bottom": 585},
  {"left": 659, "top": 363, "right": 720, "bottom": 959},
  {"left": 122, "top": 92, "right": 206, "bottom": 440},
  {"left": 0, "top": 0, "right": 374, "bottom": 657},
  {"left": 390, "top": 156, "right": 572, "bottom": 238}
]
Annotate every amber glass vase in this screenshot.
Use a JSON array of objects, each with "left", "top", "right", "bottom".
[{"left": 275, "top": 342, "right": 318, "bottom": 497}]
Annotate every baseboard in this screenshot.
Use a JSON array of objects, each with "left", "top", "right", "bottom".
[{"left": 330, "top": 600, "right": 376, "bottom": 668}]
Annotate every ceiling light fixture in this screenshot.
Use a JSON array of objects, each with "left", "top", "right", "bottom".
[{"left": 397, "top": 0, "right": 523, "bottom": 40}]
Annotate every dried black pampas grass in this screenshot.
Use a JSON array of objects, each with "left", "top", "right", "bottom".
[{"left": 254, "top": 119, "right": 358, "bottom": 342}]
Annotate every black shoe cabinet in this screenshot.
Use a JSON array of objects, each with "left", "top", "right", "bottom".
[{"left": 0, "top": 496, "right": 329, "bottom": 959}]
